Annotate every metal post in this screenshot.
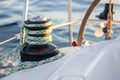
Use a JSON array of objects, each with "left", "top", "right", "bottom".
[
  {"left": 21, "top": 0, "right": 29, "bottom": 45},
  {"left": 68, "top": 0, "right": 73, "bottom": 46},
  {"left": 22, "top": 0, "right": 29, "bottom": 25},
  {"left": 105, "top": 0, "right": 112, "bottom": 40}
]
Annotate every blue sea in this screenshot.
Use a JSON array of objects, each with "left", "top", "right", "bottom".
[{"left": 0, "top": 0, "right": 120, "bottom": 62}]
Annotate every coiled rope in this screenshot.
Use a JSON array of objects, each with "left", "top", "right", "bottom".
[
  {"left": 0, "top": 46, "right": 62, "bottom": 75},
  {"left": 24, "top": 19, "right": 52, "bottom": 45},
  {"left": 0, "top": 34, "right": 20, "bottom": 45}
]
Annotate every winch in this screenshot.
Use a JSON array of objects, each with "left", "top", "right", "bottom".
[{"left": 20, "top": 16, "right": 60, "bottom": 61}]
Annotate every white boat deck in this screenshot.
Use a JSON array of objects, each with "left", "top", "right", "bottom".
[{"left": 1, "top": 36, "right": 120, "bottom": 80}]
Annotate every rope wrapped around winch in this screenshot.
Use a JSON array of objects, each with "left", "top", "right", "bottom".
[
  {"left": 0, "top": 46, "right": 62, "bottom": 76},
  {"left": 0, "top": 16, "right": 63, "bottom": 77},
  {"left": 24, "top": 18, "right": 52, "bottom": 45}
]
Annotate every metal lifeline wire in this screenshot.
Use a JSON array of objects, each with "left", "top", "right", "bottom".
[{"left": 24, "top": 20, "right": 52, "bottom": 45}]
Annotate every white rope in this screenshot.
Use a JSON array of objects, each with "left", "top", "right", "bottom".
[
  {"left": 0, "top": 34, "right": 20, "bottom": 45},
  {"left": 0, "top": 37, "right": 16, "bottom": 45},
  {"left": 52, "top": 19, "right": 120, "bottom": 29}
]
